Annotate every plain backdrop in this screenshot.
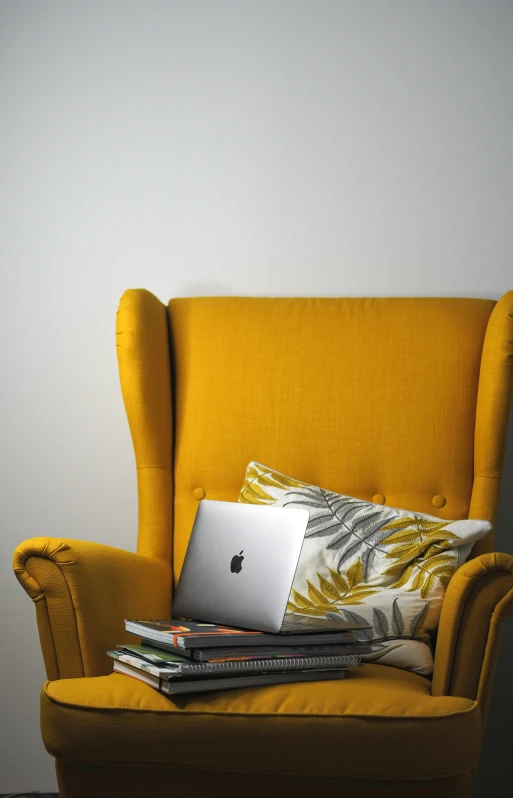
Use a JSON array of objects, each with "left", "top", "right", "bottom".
[{"left": 0, "top": 1, "right": 512, "bottom": 793}]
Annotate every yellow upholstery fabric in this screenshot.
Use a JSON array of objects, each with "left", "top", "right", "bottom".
[
  {"left": 432, "top": 551, "right": 513, "bottom": 707},
  {"left": 13, "top": 537, "right": 172, "bottom": 679},
  {"left": 116, "top": 288, "right": 174, "bottom": 563},
  {"left": 12, "top": 290, "right": 513, "bottom": 798},
  {"left": 42, "top": 666, "right": 479, "bottom": 779},
  {"left": 471, "top": 290, "right": 513, "bottom": 554},
  {"left": 168, "top": 296, "right": 496, "bottom": 579}
]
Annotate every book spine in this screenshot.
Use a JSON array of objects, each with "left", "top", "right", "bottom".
[{"left": 179, "top": 654, "right": 361, "bottom": 676}]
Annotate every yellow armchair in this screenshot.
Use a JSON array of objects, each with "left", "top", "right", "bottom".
[{"left": 14, "top": 290, "right": 513, "bottom": 798}]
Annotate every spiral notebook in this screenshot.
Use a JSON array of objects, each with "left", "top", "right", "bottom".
[
  {"left": 112, "top": 660, "right": 348, "bottom": 695},
  {"left": 107, "top": 647, "right": 362, "bottom": 678}
]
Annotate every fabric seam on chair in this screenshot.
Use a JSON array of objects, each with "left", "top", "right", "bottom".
[
  {"left": 42, "top": 684, "right": 478, "bottom": 719},
  {"left": 35, "top": 593, "right": 60, "bottom": 680},
  {"left": 49, "top": 754, "right": 477, "bottom": 781},
  {"left": 27, "top": 556, "right": 85, "bottom": 678},
  {"left": 476, "top": 609, "right": 503, "bottom": 707},
  {"left": 33, "top": 592, "right": 46, "bottom": 604},
  {"left": 492, "top": 606, "right": 510, "bottom": 622},
  {"left": 456, "top": 566, "right": 513, "bottom": 582},
  {"left": 445, "top": 572, "right": 492, "bottom": 696}
]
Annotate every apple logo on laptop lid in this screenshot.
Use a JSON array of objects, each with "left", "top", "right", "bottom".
[{"left": 230, "top": 550, "right": 244, "bottom": 574}]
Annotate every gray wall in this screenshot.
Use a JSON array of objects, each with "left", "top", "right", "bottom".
[{"left": 0, "top": 1, "right": 511, "bottom": 793}]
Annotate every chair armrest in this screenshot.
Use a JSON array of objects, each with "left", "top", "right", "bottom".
[
  {"left": 13, "top": 537, "right": 172, "bottom": 681},
  {"left": 432, "top": 552, "right": 513, "bottom": 715}
]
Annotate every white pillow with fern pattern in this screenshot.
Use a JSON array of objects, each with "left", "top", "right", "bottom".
[{"left": 238, "top": 462, "right": 492, "bottom": 675}]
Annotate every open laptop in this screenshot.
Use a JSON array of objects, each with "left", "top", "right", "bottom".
[{"left": 172, "top": 499, "right": 309, "bottom": 633}]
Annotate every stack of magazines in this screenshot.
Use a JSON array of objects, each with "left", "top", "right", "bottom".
[{"left": 107, "top": 619, "right": 371, "bottom": 695}]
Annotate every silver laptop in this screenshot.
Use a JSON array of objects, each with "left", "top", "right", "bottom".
[{"left": 172, "top": 499, "right": 309, "bottom": 633}]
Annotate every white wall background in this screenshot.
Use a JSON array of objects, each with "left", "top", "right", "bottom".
[{"left": 1, "top": 1, "right": 512, "bottom": 793}]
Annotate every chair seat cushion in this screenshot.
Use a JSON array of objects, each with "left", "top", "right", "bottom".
[{"left": 41, "top": 664, "right": 480, "bottom": 780}]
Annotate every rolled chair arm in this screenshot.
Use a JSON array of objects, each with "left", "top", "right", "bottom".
[
  {"left": 13, "top": 537, "right": 172, "bottom": 681},
  {"left": 432, "top": 552, "right": 513, "bottom": 714}
]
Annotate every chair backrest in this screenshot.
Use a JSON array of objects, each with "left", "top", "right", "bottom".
[{"left": 116, "top": 292, "right": 513, "bottom": 583}]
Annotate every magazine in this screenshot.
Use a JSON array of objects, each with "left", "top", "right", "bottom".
[{"left": 125, "top": 619, "right": 365, "bottom": 651}]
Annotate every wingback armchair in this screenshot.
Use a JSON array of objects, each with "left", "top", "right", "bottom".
[{"left": 13, "top": 290, "right": 513, "bottom": 798}]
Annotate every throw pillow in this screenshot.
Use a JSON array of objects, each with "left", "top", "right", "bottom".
[{"left": 237, "top": 462, "right": 492, "bottom": 675}]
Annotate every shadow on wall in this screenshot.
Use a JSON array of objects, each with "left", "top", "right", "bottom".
[{"left": 477, "top": 401, "right": 513, "bottom": 796}]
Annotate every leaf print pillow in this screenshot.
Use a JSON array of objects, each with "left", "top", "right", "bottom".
[{"left": 238, "top": 462, "right": 492, "bottom": 675}]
